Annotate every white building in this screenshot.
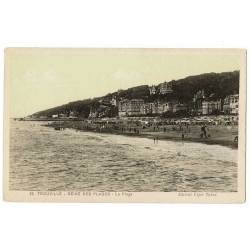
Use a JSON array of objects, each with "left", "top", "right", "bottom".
[
  {"left": 223, "top": 94, "right": 239, "bottom": 114},
  {"left": 159, "top": 81, "right": 173, "bottom": 94},
  {"left": 202, "top": 99, "right": 222, "bottom": 115},
  {"left": 143, "top": 101, "right": 178, "bottom": 115},
  {"left": 193, "top": 89, "right": 205, "bottom": 115},
  {"left": 118, "top": 99, "right": 145, "bottom": 117},
  {"left": 88, "top": 108, "right": 98, "bottom": 118},
  {"left": 148, "top": 85, "right": 157, "bottom": 95},
  {"left": 111, "top": 96, "right": 117, "bottom": 106}
]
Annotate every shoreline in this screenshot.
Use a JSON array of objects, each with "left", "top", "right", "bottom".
[
  {"left": 109, "top": 132, "right": 238, "bottom": 149},
  {"left": 44, "top": 122, "right": 238, "bottom": 149}
]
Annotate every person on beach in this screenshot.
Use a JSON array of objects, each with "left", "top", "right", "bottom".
[
  {"left": 153, "top": 137, "right": 156, "bottom": 144},
  {"left": 156, "top": 136, "right": 159, "bottom": 144},
  {"left": 201, "top": 125, "right": 207, "bottom": 138}
]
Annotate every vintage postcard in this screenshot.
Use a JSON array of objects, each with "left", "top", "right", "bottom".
[{"left": 3, "top": 48, "right": 246, "bottom": 203}]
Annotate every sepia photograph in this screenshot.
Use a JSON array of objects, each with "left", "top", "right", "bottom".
[
  {"left": 3, "top": 48, "right": 246, "bottom": 202},
  {"left": 1, "top": 1, "right": 250, "bottom": 250}
]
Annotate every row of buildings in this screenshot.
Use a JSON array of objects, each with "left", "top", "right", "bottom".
[
  {"left": 117, "top": 82, "right": 239, "bottom": 117},
  {"left": 193, "top": 89, "right": 239, "bottom": 115},
  {"left": 51, "top": 111, "right": 78, "bottom": 119},
  {"left": 118, "top": 99, "right": 188, "bottom": 117},
  {"left": 117, "top": 92, "right": 239, "bottom": 117}
]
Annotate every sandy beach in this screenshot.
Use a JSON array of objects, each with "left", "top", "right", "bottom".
[{"left": 45, "top": 120, "right": 239, "bottom": 149}]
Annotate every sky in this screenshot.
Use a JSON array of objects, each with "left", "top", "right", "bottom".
[{"left": 6, "top": 48, "right": 242, "bottom": 117}]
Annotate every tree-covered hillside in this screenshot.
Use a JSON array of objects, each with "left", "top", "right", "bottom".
[
  {"left": 32, "top": 70, "right": 239, "bottom": 118},
  {"left": 171, "top": 71, "right": 239, "bottom": 102}
]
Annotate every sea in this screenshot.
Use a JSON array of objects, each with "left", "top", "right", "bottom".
[{"left": 9, "top": 120, "right": 238, "bottom": 192}]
